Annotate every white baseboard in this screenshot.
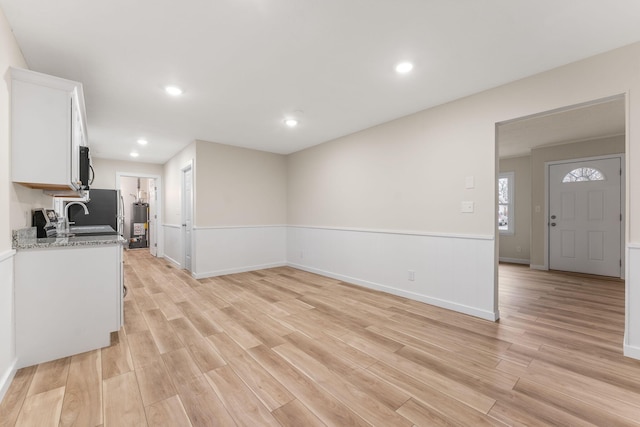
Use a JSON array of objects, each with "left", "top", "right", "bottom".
[
  {"left": 163, "top": 255, "right": 182, "bottom": 269},
  {"left": 624, "top": 342, "right": 640, "bottom": 360},
  {"left": 288, "top": 262, "right": 499, "bottom": 321},
  {"left": 0, "top": 359, "right": 16, "bottom": 404},
  {"left": 529, "top": 264, "right": 547, "bottom": 271},
  {"left": 499, "top": 257, "right": 530, "bottom": 265},
  {"left": 622, "top": 331, "right": 640, "bottom": 360},
  {"left": 193, "top": 262, "right": 287, "bottom": 279}
]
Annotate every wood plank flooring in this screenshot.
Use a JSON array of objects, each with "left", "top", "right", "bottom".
[{"left": 2, "top": 251, "right": 640, "bottom": 426}]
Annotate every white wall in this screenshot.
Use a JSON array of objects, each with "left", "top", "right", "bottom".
[
  {"left": 0, "top": 252, "right": 14, "bottom": 401},
  {"left": 10, "top": 183, "right": 53, "bottom": 231},
  {"left": 194, "top": 226, "right": 286, "bottom": 278},
  {"left": 191, "top": 141, "right": 288, "bottom": 276},
  {"left": 287, "top": 109, "right": 496, "bottom": 234},
  {"left": 195, "top": 140, "right": 287, "bottom": 227},
  {"left": 162, "top": 140, "right": 288, "bottom": 275},
  {"left": 91, "top": 157, "right": 163, "bottom": 189},
  {"left": 0, "top": 5, "right": 27, "bottom": 401},
  {"left": 162, "top": 142, "right": 195, "bottom": 267},
  {"left": 288, "top": 227, "right": 496, "bottom": 319},
  {"left": 287, "top": 101, "right": 500, "bottom": 318}
]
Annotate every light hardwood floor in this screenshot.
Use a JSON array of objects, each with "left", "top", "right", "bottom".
[{"left": 1, "top": 250, "right": 640, "bottom": 426}]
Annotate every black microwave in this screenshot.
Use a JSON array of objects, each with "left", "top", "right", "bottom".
[{"left": 79, "top": 146, "right": 91, "bottom": 190}]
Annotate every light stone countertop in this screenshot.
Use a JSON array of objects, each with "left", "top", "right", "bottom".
[{"left": 12, "top": 227, "right": 125, "bottom": 250}]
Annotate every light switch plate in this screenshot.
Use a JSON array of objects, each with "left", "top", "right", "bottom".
[
  {"left": 461, "top": 201, "right": 474, "bottom": 213},
  {"left": 465, "top": 176, "right": 475, "bottom": 189}
]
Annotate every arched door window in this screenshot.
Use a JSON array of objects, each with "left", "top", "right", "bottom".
[{"left": 562, "top": 167, "right": 605, "bottom": 183}]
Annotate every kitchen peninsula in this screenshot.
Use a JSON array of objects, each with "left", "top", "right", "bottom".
[{"left": 12, "top": 228, "right": 124, "bottom": 368}]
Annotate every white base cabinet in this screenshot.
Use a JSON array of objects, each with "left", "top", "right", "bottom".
[{"left": 15, "top": 244, "right": 122, "bottom": 368}]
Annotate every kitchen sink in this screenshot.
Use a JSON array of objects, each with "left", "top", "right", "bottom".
[{"left": 68, "top": 225, "right": 118, "bottom": 236}]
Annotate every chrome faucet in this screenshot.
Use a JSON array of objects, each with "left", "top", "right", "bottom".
[{"left": 64, "top": 201, "right": 89, "bottom": 232}]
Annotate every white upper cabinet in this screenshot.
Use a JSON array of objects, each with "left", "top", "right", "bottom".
[{"left": 10, "top": 67, "right": 88, "bottom": 194}]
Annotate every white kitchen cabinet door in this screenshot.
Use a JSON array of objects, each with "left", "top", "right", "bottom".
[{"left": 10, "top": 67, "right": 88, "bottom": 193}]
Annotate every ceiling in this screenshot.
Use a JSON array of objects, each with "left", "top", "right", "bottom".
[{"left": 2, "top": 1, "right": 640, "bottom": 164}]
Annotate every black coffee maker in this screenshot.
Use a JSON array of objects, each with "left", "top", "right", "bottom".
[{"left": 32, "top": 209, "right": 58, "bottom": 238}]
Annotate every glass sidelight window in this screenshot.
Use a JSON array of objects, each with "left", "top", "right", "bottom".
[{"left": 498, "top": 172, "right": 514, "bottom": 234}]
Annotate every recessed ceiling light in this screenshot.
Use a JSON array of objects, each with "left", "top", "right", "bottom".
[
  {"left": 130, "top": 152, "right": 139, "bottom": 158},
  {"left": 165, "top": 85, "right": 183, "bottom": 96},
  {"left": 395, "top": 62, "right": 414, "bottom": 74},
  {"left": 137, "top": 139, "right": 148, "bottom": 145},
  {"left": 284, "top": 119, "right": 298, "bottom": 128}
]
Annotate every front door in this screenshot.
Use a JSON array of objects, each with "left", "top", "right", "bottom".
[{"left": 549, "top": 157, "right": 622, "bottom": 277}]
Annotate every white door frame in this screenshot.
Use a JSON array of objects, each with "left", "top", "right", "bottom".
[
  {"left": 115, "top": 172, "right": 163, "bottom": 257},
  {"left": 544, "top": 153, "right": 625, "bottom": 278},
  {"left": 181, "top": 161, "right": 194, "bottom": 273}
]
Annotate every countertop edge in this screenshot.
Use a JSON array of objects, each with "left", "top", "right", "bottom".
[{"left": 12, "top": 228, "right": 126, "bottom": 250}]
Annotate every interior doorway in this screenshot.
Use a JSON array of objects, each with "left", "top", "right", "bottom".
[
  {"left": 495, "top": 95, "right": 626, "bottom": 350},
  {"left": 496, "top": 95, "right": 626, "bottom": 275},
  {"left": 116, "top": 172, "right": 162, "bottom": 256}
]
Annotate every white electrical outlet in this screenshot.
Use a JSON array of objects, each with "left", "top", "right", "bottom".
[
  {"left": 461, "top": 201, "right": 474, "bottom": 213},
  {"left": 408, "top": 270, "right": 415, "bottom": 281}
]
